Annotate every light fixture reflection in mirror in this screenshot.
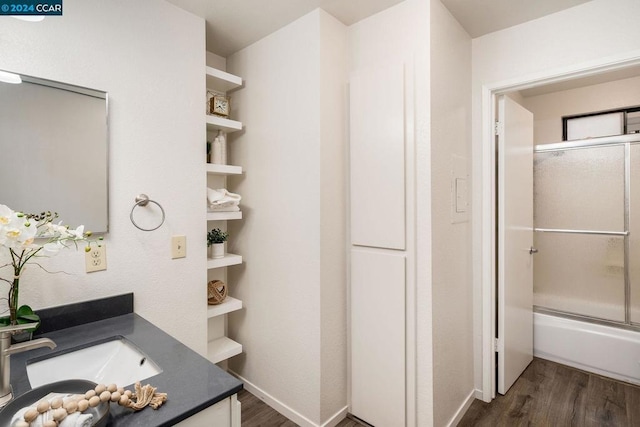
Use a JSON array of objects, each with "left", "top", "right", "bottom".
[
  {"left": 11, "top": 16, "right": 45, "bottom": 22},
  {"left": 0, "top": 71, "right": 109, "bottom": 233},
  {"left": 0, "top": 71, "right": 21, "bottom": 84}
]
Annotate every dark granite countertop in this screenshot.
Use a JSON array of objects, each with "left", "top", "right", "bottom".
[{"left": 6, "top": 301, "right": 242, "bottom": 426}]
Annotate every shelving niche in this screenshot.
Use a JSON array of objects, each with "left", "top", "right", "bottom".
[{"left": 206, "top": 65, "right": 244, "bottom": 366}]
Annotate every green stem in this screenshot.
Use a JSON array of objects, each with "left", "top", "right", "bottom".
[
  {"left": 9, "top": 276, "right": 18, "bottom": 326},
  {"left": 8, "top": 249, "right": 28, "bottom": 326}
]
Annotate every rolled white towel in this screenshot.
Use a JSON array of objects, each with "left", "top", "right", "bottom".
[
  {"left": 11, "top": 407, "right": 53, "bottom": 427},
  {"left": 10, "top": 394, "right": 94, "bottom": 427},
  {"left": 60, "top": 412, "right": 93, "bottom": 427},
  {"left": 207, "top": 188, "right": 242, "bottom": 205}
]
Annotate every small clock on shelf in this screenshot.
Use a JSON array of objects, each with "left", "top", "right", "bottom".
[{"left": 210, "top": 95, "right": 230, "bottom": 117}]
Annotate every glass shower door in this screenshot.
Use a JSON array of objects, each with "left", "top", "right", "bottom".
[
  {"left": 533, "top": 145, "right": 626, "bottom": 322},
  {"left": 629, "top": 144, "right": 640, "bottom": 324}
]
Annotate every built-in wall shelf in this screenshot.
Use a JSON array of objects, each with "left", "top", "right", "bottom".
[
  {"left": 203, "top": 64, "right": 245, "bottom": 368},
  {"left": 207, "top": 164, "right": 243, "bottom": 175},
  {"left": 207, "top": 211, "right": 242, "bottom": 221},
  {"left": 207, "top": 336, "right": 243, "bottom": 364},
  {"left": 207, "top": 296, "right": 243, "bottom": 319},
  {"left": 206, "top": 67, "right": 243, "bottom": 92},
  {"left": 206, "top": 115, "right": 243, "bottom": 133},
  {"left": 207, "top": 253, "right": 242, "bottom": 269}
]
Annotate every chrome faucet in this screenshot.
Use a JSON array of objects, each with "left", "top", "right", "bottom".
[{"left": 0, "top": 323, "right": 56, "bottom": 407}]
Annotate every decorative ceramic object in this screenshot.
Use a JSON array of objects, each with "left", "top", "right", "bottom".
[
  {"left": 212, "top": 136, "right": 223, "bottom": 165},
  {"left": 211, "top": 243, "right": 225, "bottom": 259},
  {"left": 207, "top": 280, "right": 228, "bottom": 305},
  {"left": 207, "top": 228, "right": 228, "bottom": 259}
]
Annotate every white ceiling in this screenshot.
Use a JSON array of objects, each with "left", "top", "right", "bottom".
[
  {"left": 165, "top": 0, "right": 594, "bottom": 57},
  {"left": 440, "top": 0, "right": 593, "bottom": 38},
  {"left": 165, "top": 0, "right": 404, "bottom": 57}
]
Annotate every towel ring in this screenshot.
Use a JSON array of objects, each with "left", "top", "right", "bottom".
[{"left": 130, "top": 194, "right": 165, "bottom": 231}]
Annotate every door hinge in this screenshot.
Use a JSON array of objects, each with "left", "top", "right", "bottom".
[
  {"left": 495, "top": 121, "right": 504, "bottom": 136},
  {"left": 494, "top": 337, "right": 502, "bottom": 353}
]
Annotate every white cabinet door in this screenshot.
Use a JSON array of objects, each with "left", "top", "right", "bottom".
[
  {"left": 351, "top": 248, "right": 405, "bottom": 426},
  {"left": 176, "top": 394, "right": 240, "bottom": 426},
  {"left": 497, "top": 95, "right": 534, "bottom": 394},
  {"left": 350, "top": 64, "right": 406, "bottom": 250}
]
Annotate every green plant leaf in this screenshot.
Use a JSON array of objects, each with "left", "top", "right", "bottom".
[
  {"left": 16, "top": 305, "right": 35, "bottom": 317},
  {"left": 15, "top": 306, "right": 40, "bottom": 331},
  {"left": 19, "top": 314, "right": 40, "bottom": 322},
  {"left": 0, "top": 317, "right": 10, "bottom": 327}
]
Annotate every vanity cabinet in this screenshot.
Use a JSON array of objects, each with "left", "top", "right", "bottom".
[
  {"left": 176, "top": 394, "right": 241, "bottom": 427},
  {"left": 206, "top": 66, "right": 244, "bottom": 365}
]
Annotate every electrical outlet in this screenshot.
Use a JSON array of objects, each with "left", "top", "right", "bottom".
[
  {"left": 85, "top": 245, "right": 107, "bottom": 273},
  {"left": 172, "top": 235, "right": 186, "bottom": 259}
]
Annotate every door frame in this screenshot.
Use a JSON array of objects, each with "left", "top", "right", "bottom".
[{"left": 477, "top": 50, "right": 640, "bottom": 402}]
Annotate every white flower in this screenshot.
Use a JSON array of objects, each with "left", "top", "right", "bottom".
[
  {"left": 0, "top": 210, "right": 38, "bottom": 252},
  {"left": 41, "top": 221, "right": 67, "bottom": 238},
  {"left": 42, "top": 240, "right": 64, "bottom": 255},
  {"left": 67, "top": 225, "right": 85, "bottom": 240},
  {"left": 0, "top": 205, "right": 12, "bottom": 226}
]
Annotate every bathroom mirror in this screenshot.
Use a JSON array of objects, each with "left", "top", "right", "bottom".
[{"left": 0, "top": 71, "right": 108, "bottom": 232}]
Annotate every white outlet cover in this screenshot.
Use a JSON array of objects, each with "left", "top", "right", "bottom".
[{"left": 85, "top": 245, "right": 107, "bottom": 273}]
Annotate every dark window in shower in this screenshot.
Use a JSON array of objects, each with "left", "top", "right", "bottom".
[{"left": 562, "top": 105, "right": 640, "bottom": 140}]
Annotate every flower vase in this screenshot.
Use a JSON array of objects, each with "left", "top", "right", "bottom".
[
  {"left": 11, "top": 331, "right": 32, "bottom": 344},
  {"left": 209, "top": 243, "right": 225, "bottom": 259}
]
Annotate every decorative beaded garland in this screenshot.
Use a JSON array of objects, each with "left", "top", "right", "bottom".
[{"left": 17, "top": 382, "right": 167, "bottom": 427}]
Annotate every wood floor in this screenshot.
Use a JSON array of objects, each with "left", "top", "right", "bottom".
[
  {"left": 459, "top": 357, "right": 640, "bottom": 427},
  {"left": 238, "top": 358, "right": 640, "bottom": 426},
  {"left": 238, "top": 389, "right": 362, "bottom": 427}
]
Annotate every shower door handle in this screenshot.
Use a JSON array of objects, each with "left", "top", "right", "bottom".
[{"left": 529, "top": 247, "right": 538, "bottom": 255}]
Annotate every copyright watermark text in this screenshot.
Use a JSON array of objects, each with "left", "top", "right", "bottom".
[{"left": 0, "top": 0, "right": 62, "bottom": 16}]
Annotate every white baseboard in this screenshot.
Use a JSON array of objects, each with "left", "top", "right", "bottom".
[
  {"left": 446, "top": 390, "right": 476, "bottom": 427},
  {"left": 473, "top": 389, "right": 483, "bottom": 400},
  {"left": 229, "top": 370, "right": 349, "bottom": 427},
  {"left": 321, "top": 406, "right": 349, "bottom": 427}
]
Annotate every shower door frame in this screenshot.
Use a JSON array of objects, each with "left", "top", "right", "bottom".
[
  {"left": 533, "top": 134, "right": 640, "bottom": 327},
  {"left": 477, "top": 52, "right": 640, "bottom": 403}
]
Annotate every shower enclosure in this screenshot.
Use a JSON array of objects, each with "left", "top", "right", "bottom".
[{"left": 533, "top": 133, "right": 640, "bottom": 327}]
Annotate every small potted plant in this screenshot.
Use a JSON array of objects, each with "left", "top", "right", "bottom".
[{"left": 207, "top": 228, "right": 228, "bottom": 259}]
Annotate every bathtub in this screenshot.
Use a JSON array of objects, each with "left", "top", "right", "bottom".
[{"left": 534, "top": 312, "right": 640, "bottom": 385}]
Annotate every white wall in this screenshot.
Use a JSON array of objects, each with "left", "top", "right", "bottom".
[
  {"left": 522, "top": 74, "right": 640, "bottom": 144},
  {"left": 471, "top": 0, "right": 640, "bottom": 395},
  {"left": 319, "top": 11, "right": 348, "bottom": 423},
  {"left": 0, "top": 0, "right": 207, "bottom": 353},
  {"left": 430, "top": 0, "right": 474, "bottom": 425},
  {"left": 225, "top": 9, "right": 347, "bottom": 426}
]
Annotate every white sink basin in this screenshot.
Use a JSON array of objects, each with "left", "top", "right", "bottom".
[{"left": 27, "top": 336, "right": 162, "bottom": 388}]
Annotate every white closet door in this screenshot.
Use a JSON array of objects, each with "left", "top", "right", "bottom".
[
  {"left": 497, "top": 95, "right": 534, "bottom": 394},
  {"left": 351, "top": 248, "right": 405, "bottom": 426},
  {"left": 350, "top": 64, "right": 406, "bottom": 250}
]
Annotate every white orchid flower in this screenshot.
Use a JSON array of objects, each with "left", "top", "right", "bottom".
[
  {"left": 42, "top": 240, "right": 64, "bottom": 255},
  {"left": 2, "top": 212, "right": 38, "bottom": 251},
  {"left": 0, "top": 205, "right": 12, "bottom": 226},
  {"left": 67, "top": 225, "right": 85, "bottom": 240},
  {"left": 0, "top": 204, "right": 95, "bottom": 328}
]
